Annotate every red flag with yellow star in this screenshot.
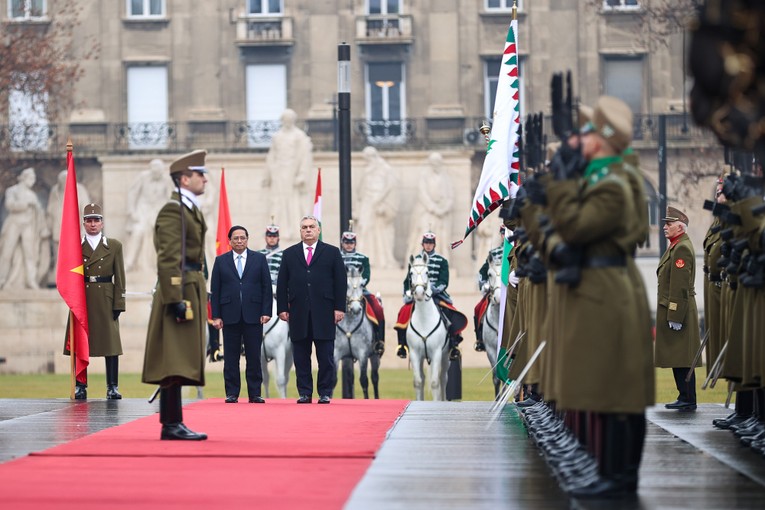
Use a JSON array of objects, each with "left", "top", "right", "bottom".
[
  {"left": 57, "top": 143, "right": 89, "bottom": 387},
  {"left": 216, "top": 168, "right": 232, "bottom": 256}
]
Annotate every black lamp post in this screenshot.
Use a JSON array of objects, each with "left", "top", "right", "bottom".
[{"left": 338, "top": 42, "right": 352, "bottom": 235}]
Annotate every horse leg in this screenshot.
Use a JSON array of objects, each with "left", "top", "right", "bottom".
[
  {"left": 412, "top": 354, "right": 425, "bottom": 401},
  {"left": 260, "top": 343, "right": 270, "bottom": 399},
  {"left": 371, "top": 353, "right": 380, "bottom": 399},
  {"left": 342, "top": 357, "right": 355, "bottom": 399},
  {"left": 274, "top": 347, "right": 288, "bottom": 399},
  {"left": 359, "top": 355, "right": 370, "bottom": 399}
]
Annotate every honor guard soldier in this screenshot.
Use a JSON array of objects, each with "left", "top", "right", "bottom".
[
  {"left": 656, "top": 206, "right": 700, "bottom": 411},
  {"left": 258, "top": 222, "right": 283, "bottom": 283},
  {"left": 142, "top": 149, "right": 209, "bottom": 441},
  {"left": 473, "top": 225, "right": 505, "bottom": 352},
  {"left": 394, "top": 232, "right": 468, "bottom": 360},
  {"left": 340, "top": 230, "right": 386, "bottom": 355},
  {"left": 65, "top": 203, "right": 126, "bottom": 400}
]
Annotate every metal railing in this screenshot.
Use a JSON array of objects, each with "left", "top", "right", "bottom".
[{"left": 0, "top": 113, "right": 715, "bottom": 156}]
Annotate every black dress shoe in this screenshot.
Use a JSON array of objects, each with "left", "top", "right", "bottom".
[
  {"left": 106, "top": 385, "right": 122, "bottom": 400},
  {"left": 225, "top": 396, "right": 238, "bottom": 403},
  {"left": 297, "top": 395, "right": 312, "bottom": 404},
  {"left": 74, "top": 385, "right": 87, "bottom": 400},
  {"left": 665, "top": 400, "right": 696, "bottom": 411},
  {"left": 318, "top": 395, "right": 331, "bottom": 404},
  {"left": 249, "top": 396, "right": 265, "bottom": 403},
  {"left": 161, "top": 423, "right": 208, "bottom": 441}
]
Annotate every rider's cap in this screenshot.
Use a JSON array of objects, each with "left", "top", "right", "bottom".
[
  {"left": 422, "top": 232, "right": 436, "bottom": 243},
  {"left": 341, "top": 231, "right": 357, "bottom": 242},
  {"left": 265, "top": 224, "right": 280, "bottom": 236}
]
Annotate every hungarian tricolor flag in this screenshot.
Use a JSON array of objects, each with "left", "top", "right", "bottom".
[
  {"left": 312, "top": 168, "right": 322, "bottom": 241},
  {"left": 452, "top": 18, "right": 521, "bottom": 249},
  {"left": 57, "top": 143, "right": 89, "bottom": 389},
  {"left": 215, "top": 168, "right": 232, "bottom": 255}
]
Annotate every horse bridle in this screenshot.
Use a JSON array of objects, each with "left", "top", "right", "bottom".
[{"left": 409, "top": 263, "right": 431, "bottom": 300}]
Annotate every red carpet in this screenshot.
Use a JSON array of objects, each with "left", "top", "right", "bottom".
[{"left": 0, "top": 399, "right": 408, "bottom": 509}]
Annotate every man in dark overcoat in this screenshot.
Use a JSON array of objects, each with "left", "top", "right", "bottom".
[
  {"left": 655, "top": 206, "right": 700, "bottom": 411},
  {"left": 64, "top": 203, "right": 126, "bottom": 400},
  {"left": 210, "top": 225, "right": 273, "bottom": 403},
  {"left": 276, "top": 215, "right": 346, "bottom": 404},
  {"left": 142, "top": 149, "right": 209, "bottom": 440}
]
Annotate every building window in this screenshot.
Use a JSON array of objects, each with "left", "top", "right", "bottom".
[
  {"left": 603, "top": 0, "right": 640, "bottom": 10},
  {"left": 8, "top": 0, "right": 46, "bottom": 20},
  {"left": 245, "top": 64, "right": 286, "bottom": 147},
  {"left": 247, "top": 0, "right": 282, "bottom": 16},
  {"left": 127, "top": 0, "right": 164, "bottom": 18},
  {"left": 603, "top": 56, "right": 643, "bottom": 114},
  {"left": 367, "top": 0, "right": 401, "bottom": 15},
  {"left": 127, "top": 66, "right": 168, "bottom": 149},
  {"left": 485, "top": 0, "right": 523, "bottom": 11},
  {"left": 8, "top": 85, "right": 48, "bottom": 152},
  {"left": 484, "top": 57, "right": 525, "bottom": 122},
  {"left": 365, "top": 62, "right": 406, "bottom": 143}
]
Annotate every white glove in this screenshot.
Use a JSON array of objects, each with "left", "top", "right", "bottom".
[
  {"left": 508, "top": 270, "right": 519, "bottom": 288},
  {"left": 481, "top": 282, "right": 490, "bottom": 292},
  {"left": 668, "top": 321, "right": 683, "bottom": 331},
  {"left": 404, "top": 289, "right": 412, "bottom": 300}
]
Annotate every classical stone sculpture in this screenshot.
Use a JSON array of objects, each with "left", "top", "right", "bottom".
[
  {"left": 263, "top": 109, "right": 313, "bottom": 243},
  {"left": 123, "top": 159, "right": 173, "bottom": 272},
  {"left": 357, "top": 146, "right": 399, "bottom": 269},
  {"left": 407, "top": 152, "right": 454, "bottom": 255},
  {"left": 46, "top": 169, "right": 92, "bottom": 283},
  {"left": 0, "top": 167, "right": 50, "bottom": 290}
]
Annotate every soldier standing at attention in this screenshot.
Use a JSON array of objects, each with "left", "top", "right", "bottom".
[
  {"left": 257, "top": 223, "right": 283, "bottom": 283},
  {"left": 65, "top": 203, "right": 126, "bottom": 400},
  {"left": 340, "top": 229, "right": 386, "bottom": 355},
  {"left": 656, "top": 206, "right": 700, "bottom": 412},
  {"left": 142, "top": 150, "right": 209, "bottom": 441}
]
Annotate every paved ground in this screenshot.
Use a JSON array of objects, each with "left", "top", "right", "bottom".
[{"left": 1, "top": 399, "right": 764, "bottom": 509}]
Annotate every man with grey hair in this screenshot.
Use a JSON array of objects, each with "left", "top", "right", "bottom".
[
  {"left": 655, "top": 205, "right": 700, "bottom": 411},
  {"left": 276, "top": 215, "right": 346, "bottom": 404}
]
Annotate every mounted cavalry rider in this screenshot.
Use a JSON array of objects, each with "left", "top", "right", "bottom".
[
  {"left": 257, "top": 222, "right": 283, "bottom": 283},
  {"left": 340, "top": 229, "right": 386, "bottom": 356},
  {"left": 394, "top": 231, "right": 468, "bottom": 360},
  {"left": 473, "top": 224, "right": 505, "bottom": 352}
]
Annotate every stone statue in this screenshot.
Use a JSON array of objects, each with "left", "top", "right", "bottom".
[
  {"left": 263, "top": 109, "right": 313, "bottom": 243},
  {"left": 0, "top": 167, "right": 51, "bottom": 290},
  {"left": 46, "top": 169, "right": 92, "bottom": 283},
  {"left": 356, "top": 146, "right": 399, "bottom": 269},
  {"left": 407, "top": 152, "right": 454, "bottom": 256},
  {"left": 123, "top": 159, "right": 173, "bottom": 272}
]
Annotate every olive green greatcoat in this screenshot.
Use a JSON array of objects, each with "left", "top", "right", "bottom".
[
  {"left": 63, "top": 236, "right": 126, "bottom": 357},
  {"left": 655, "top": 233, "right": 700, "bottom": 368},
  {"left": 702, "top": 218, "right": 723, "bottom": 375},
  {"left": 546, "top": 162, "right": 647, "bottom": 414},
  {"left": 142, "top": 193, "right": 207, "bottom": 387}
]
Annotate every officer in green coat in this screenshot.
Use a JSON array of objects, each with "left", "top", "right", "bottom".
[
  {"left": 655, "top": 206, "right": 700, "bottom": 411},
  {"left": 142, "top": 149, "right": 209, "bottom": 441},
  {"left": 64, "top": 203, "right": 126, "bottom": 400}
]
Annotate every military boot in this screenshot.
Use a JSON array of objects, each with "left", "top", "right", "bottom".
[
  {"left": 373, "top": 319, "right": 386, "bottom": 356},
  {"left": 449, "top": 334, "right": 463, "bottom": 361},
  {"left": 74, "top": 381, "right": 87, "bottom": 400},
  {"left": 396, "top": 328, "right": 408, "bottom": 359},
  {"left": 105, "top": 356, "right": 122, "bottom": 400},
  {"left": 159, "top": 385, "right": 207, "bottom": 441},
  {"left": 473, "top": 316, "right": 485, "bottom": 352}
]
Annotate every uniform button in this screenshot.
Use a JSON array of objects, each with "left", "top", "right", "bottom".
[{"left": 307, "top": 283, "right": 311, "bottom": 287}]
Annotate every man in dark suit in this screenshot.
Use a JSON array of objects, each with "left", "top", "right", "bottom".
[
  {"left": 276, "top": 215, "right": 346, "bottom": 404},
  {"left": 211, "top": 225, "right": 273, "bottom": 403}
]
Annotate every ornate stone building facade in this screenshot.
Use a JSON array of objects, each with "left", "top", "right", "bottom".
[{"left": 1, "top": 0, "right": 714, "bottom": 373}]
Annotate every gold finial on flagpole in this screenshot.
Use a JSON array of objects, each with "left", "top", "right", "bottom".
[
  {"left": 66, "top": 138, "right": 73, "bottom": 153},
  {"left": 348, "top": 218, "right": 354, "bottom": 232},
  {"left": 479, "top": 121, "right": 491, "bottom": 145},
  {"left": 512, "top": 0, "right": 517, "bottom": 21}
]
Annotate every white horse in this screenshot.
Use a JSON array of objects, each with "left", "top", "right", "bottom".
[
  {"left": 261, "top": 282, "right": 293, "bottom": 398},
  {"left": 406, "top": 254, "right": 449, "bottom": 401},
  {"left": 334, "top": 267, "right": 379, "bottom": 399},
  {"left": 481, "top": 255, "right": 503, "bottom": 397}
]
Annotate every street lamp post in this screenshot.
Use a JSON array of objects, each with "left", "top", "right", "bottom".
[{"left": 338, "top": 43, "right": 352, "bottom": 235}]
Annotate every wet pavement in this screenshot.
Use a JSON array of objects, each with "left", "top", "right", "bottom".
[{"left": 1, "top": 399, "right": 765, "bottom": 509}]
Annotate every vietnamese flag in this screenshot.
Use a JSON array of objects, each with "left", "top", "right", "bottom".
[
  {"left": 216, "top": 168, "right": 232, "bottom": 255},
  {"left": 57, "top": 142, "right": 89, "bottom": 390},
  {"left": 312, "top": 168, "right": 322, "bottom": 241}
]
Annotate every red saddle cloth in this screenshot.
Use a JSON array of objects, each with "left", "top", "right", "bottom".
[{"left": 394, "top": 300, "right": 467, "bottom": 333}]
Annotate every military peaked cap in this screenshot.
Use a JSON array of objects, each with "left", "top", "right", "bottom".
[
  {"left": 581, "top": 96, "right": 633, "bottom": 153},
  {"left": 663, "top": 206, "right": 689, "bottom": 226},
  {"left": 169, "top": 150, "right": 207, "bottom": 175},
  {"left": 83, "top": 203, "right": 103, "bottom": 219}
]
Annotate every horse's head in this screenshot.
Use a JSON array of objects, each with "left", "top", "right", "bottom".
[
  {"left": 408, "top": 253, "right": 431, "bottom": 301},
  {"left": 346, "top": 266, "right": 364, "bottom": 313},
  {"left": 487, "top": 255, "right": 503, "bottom": 304}
]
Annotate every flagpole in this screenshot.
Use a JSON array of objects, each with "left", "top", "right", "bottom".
[{"left": 69, "top": 311, "right": 76, "bottom": 400}]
